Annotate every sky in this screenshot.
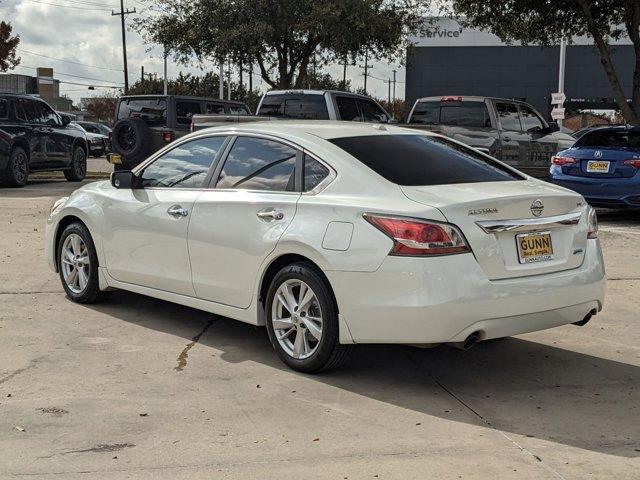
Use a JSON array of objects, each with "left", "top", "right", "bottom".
[{"left": 0, "top": 0, "right": 409, "bottom": 104}]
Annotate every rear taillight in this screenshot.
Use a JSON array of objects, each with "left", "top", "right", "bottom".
[
  {"left": 587, "top": 206, "right": 598, "bottom": 239},
  {"left": 552, "top": 155, "right": 577, "bottom": 166},
  {"left": 163, "top": 131, "right": 174, "bottom": 143},
  {"left": 363, "top": 214, "right": 470, "bottom": 256},
  {"left": 623, "top": 159, "right": 640, "bottom": 168}
]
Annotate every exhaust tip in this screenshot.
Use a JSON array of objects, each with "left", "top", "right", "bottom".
[{"left": 447, "top": 331, "right": 482, "bottom": 351}]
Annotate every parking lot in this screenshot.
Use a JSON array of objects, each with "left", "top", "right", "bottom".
[{"left": 0, "top": 179, "right": 638, "bottom": 479}]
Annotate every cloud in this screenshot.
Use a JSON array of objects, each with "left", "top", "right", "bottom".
[{"left": 0, "top": 0, "right": 406, "bottom": 103}]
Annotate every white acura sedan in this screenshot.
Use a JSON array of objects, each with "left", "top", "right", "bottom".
[{"left": 46, "top": 122, "right": 605, "bottom": 372}]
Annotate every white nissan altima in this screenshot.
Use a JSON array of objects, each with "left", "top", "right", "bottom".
[{"left": 46, "top": 122, "right": 605, "bottom": 372}]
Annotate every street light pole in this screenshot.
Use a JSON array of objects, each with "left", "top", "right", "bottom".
[{"left": 557, "top": 38, "right": 567, "bottom": 128}]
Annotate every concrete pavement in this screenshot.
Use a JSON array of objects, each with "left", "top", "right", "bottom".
[{"left": 0, "top": 181, "right": 638, "bottom": 479}]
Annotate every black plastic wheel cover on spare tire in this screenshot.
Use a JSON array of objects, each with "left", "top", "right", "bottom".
[{"left": 111, "top": 117, "right": 152, "bottom": 166}]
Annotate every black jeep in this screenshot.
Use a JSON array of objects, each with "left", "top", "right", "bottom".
[{"left": 109, "top": 95, "right": 251, "bottom": 169}]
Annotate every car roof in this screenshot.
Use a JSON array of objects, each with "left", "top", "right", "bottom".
[
  {"left": 120, "top": 94, "right": 247, "bottom": 105},
  {"left": 576, "top": 124, "right": 637, "bottom": 134},
  {"left": 199, "top": 120, "right": 437, "bottom": 140},
  {"left": 415, "top": 95, "right": 530, "bottom": 104},
  {"left": 264, "top": 89, "right": 378, "bottom": 101}
]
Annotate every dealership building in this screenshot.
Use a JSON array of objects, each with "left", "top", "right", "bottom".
[{"left": 405, "top": 18, "right": 634, "bottom": 119}]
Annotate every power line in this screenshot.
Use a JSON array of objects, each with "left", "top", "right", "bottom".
[
  {"left": 24, "top": 0, "right": 112, "bottom": 12},
  {"left": 15, "top": 64, "right": 122, "bottom": 84},
  {"left": 18, "top": 49, "right": 124, "bottom": 72}
]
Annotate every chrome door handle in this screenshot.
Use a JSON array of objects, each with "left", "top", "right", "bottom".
[
  {"left": 257, "top": 208, "right": 285, "bottom": 221},
  {"left": 167, "top": 205, "right": 189, "bottom": 218}
]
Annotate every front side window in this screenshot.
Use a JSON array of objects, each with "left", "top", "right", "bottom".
[
  {"left": 39, "top": 101, "right": 60, "bottom": 126},
  {"left": 519, "top": 105, "right": 545, "bottom": 131},
  {"left": 140, "top": 136, "right": 226, "bottom": 188},
  {"left": 303, "top": 154, "right": 330, "bottom": 191},
  {"left": 496, "top": 102, "right": 522, "bottom": 131},
  {"left": 336, "top": 96, "right": 360, "bottom": 121},
  {"left": 216, "top": 137, "right": 297, "bottom": 191},
  {"left": 357, "top": 99, "right": 389, "bottom": 123},
  {"left": 330, "top": 134, "right": 522, "bottom": 186}
]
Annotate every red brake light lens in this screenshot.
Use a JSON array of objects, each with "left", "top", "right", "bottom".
[
  {"left": 363, "top": 214, "right": 470, "bottom": 256},
  {"left": 163, "top": 131, "right": 174, "bottom": 142},
  {"left": 552, "top": 155, "right": 577, "bottom": 166},
  {"left": 441, "top": 96, "right": 463, "bottom": 102},
  {"left": 623, "top": 159, "right": 640, "bottom": 169}
]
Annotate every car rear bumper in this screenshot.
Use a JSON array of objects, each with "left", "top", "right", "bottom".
[
  {"left": 549, "top": 167, "right": 640, "bottom": 208},
  {"left": 327, "top": 238, "right": 605, "bottom": 344}
]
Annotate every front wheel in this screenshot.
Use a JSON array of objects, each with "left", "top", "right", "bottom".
[
  {"left": 265, "top": 262, "right": 352, "bottom": 373},
  {"left": 57, "top": 222, "right": 107, "bottom": 303},
  {"left": 64, "top": 146, "right": 87, "bottom": 182}
]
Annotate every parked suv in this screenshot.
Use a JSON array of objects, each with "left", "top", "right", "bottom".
[
  {"left": 405, "top": 96, "right": 576, "bottom": 178},
  {"left": 0, "top": 93, "right": 89, "bottom": 187},
  {"left": 109, "top": 95, "right": 251, "bottom": 169}
]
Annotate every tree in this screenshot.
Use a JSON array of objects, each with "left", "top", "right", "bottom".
[
  {"left": 0, "top": 19, "right": 20, "bottom": 72},
  {"left": 450, "top": 0, "right": 640, "bottom": 124},
  {"left": 135, "top": 0, "right": 429, "bottom": 90},
  {"left": 84, "top": 94, "right": 119, "bottom": 124}
]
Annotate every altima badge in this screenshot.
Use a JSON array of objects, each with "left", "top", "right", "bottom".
[
  {"left": 468, "top": 208, "right": 498, "bottom": 215},
  {"left": 530, "top": 199, "right": 544, "bottom": 217}
]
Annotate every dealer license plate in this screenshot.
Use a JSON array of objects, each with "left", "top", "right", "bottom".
[
  {"left": 586, "top": 160, "right": 610, "bottom": 173},
  {"left": 107, "top": 153, "right": 122, "bottom": 165},
  {"left": 516, "top": 231, "right": 554, "bottom": 264}
]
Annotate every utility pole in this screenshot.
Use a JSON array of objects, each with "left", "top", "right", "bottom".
[
  {"left": 219, "top": 58, "right": 224, "bottom": 99},
  {"left": 342, "top": 52, "right": 347, "bottom": 90},
  {"left": 227, "top": 57, "right": 231, "bottom": 100},
  {"left": 392, "top": 69, "right": 397, "bottom": 119},
  {"left": 111, "top": 0, "right": 136, "bottom": 93},
  {"left": 140, "top": 65, "right": 144, "bottom": 84},
  {"left": 249, "top": 61, "right": 253, "bottom": 92},
  {"left": 387, "top": 78, "right": 391, "bottom": 106},
  {"left": 163, "top": 47, "right": 168, "bottom": 95},
  {"left": 359, "top": 48, "right": 370, "bottom": 95},
  {"left": 239, "top": 57, "right": 243, "bottom": 91}
]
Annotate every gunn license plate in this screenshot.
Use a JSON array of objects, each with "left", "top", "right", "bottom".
[
  {"left": 516, "top": 231, "right": 554, "bottom": 264},
  {"left": 586, "top": 160, "right": 610, "bottom": 173},
  {"left": 108, "top": 153, "right": 122, "bottom": 165}
]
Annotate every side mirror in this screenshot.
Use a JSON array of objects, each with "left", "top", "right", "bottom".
[
  {"left": 60, "top": 114, "right": 71, "bottom": 127},
  {"left": 547, "top": 121, "right": 560, "bottom": 133},
  {"left": 111, "top": 170, "right": 138, "bottom": 189}
]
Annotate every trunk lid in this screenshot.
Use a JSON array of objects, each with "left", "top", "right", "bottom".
[
  {"left": 560, "top": 147, "right": 640, "bottom": 179},
  {"left": 401, "top": 180, "right": 589, "bottom": 280}
]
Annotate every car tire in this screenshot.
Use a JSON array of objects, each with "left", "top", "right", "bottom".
[
  {"left": 265, "top": 262, "right": 353, "bottom": 373},
  {"left": 111, "top": 117, "right": 152, "bottom": 165},
  {"left": 2, "top": 146, "right": 29, "bottom": 187},
  {"left": 57, "top": 222, "right": 108, "bottom": 303},
  {"left": 64, "top": 146, "right": 87, "bottom": 182}
]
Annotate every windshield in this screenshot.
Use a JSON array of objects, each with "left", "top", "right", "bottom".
[
  {"left": 329, "top": 134, "right": 522, "bottom": 186},
  {"left": 575, "top": 129, "right": 640, "bottom": 149}
]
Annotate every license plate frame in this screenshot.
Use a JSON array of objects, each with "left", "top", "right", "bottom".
[
  {"left": 586, "top": 160, "right": 610, "bottom": 173},
  {"left": 515, "top": 231, "right": 554, "bottom": 264},
  {"left": 107, "top": 153, "right": 122, "bottom": 165}
]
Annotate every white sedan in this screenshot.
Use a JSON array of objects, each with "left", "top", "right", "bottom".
[{"left": 45, "top": 122, "right": 605, "bottom": 372}]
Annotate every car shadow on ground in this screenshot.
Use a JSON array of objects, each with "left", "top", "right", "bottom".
[{"left": 81, "top": 289, "right": 640, "bottom": 459}]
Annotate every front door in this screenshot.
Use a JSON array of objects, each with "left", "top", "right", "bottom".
[
  {"left": 102, "top": 135, "right": 228, "bottom": 295},
  {"left": 38, "top": 100, "right": 72, "bottom": 165},
  {"left": 189, "top": 135, "right": 301, "bottom": 308},
  {"left": 519, "top": 103, "right": 557, "bottom": 176},
  {"left": 495, "top": 101, "right": 529, "bottom": 170}
]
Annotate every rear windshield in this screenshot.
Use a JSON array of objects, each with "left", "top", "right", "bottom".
[
  {"left": 410, "top": 101, "right": 490, "bottom": 128},
  {"left": 258, "top": 94, "right": 329, "bottom": 119},
  {"left": 575, "top": 129, "right": 640, "bottom": 149},
  {"left": 329, "top": 134, "right": 522, "bottom": 186},
  {"left": 118, "top": 98, "right": 167, "bottom": 125}
]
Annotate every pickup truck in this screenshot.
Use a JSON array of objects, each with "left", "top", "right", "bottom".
[
  {"left": 191, "top": 89, "right": 392, "bottom": 131},
  {"left": 405, "top": 96, "right": 575, "bottom": 178}
]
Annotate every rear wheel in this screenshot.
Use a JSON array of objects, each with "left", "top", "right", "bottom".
[
  {"left": 265, "top": 262, "right": 352, "bottom": 373},
  {"left": 57, "top": 222, "right": 107, "bottom": 303},
  {"left": 64, "top": 146, "right": 87, "bottom": 182},
  {"left": 2, "top": 146, "right": 29, "bottom": 187}
]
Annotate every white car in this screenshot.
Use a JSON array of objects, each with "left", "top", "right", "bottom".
[{"left": 45, "top": 122, "right": 605, "bottom": 372}]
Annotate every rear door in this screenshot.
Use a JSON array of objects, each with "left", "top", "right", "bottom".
[
  {"left": 188, "top": 135, "right": 301, "bottom": 308},
  {"left": 494, "top": 101, "right": 529, "bottom": 170}
]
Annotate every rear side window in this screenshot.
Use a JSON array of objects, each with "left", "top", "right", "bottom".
[
  {"left": 176, "top": 101, "right": 201, "bottom": 125},
  {"left": 259, "top": 94, "right": 329, "bottom": 120},
  {"left": 303, "top": 154, "right": 330, "bottom": 191},
  {"left": 576, "top": 130, "right": 640, "bottom": 149},
  {"left": 216, "top": 137, "right": 297, "bottom": 191},
  {"left": 205, "top": 103, "right": 225, "bottom": 114},
  {"left": 0, "top": 98, "right": 7, "bottom": 119},
  {"left": 329, "top": 134, "right": 522, "bottom": 186},
  {"left": 495, "top": 102, "right": 521, "bottom": 131},
  {"left": 140, "top": 136, "right": 226, "bottom": 188},
  {"left": 17, "top": 99, "right": 40, "bottom": 123},
  {"left": 440, "top": 102, "right": 490, "bottom": 128},
  {"left": 118, "top": 98, "right": 166, "bottom": 125}
]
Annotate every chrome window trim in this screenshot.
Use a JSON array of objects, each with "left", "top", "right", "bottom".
[{"left": 476, "top": 211, "right": 583, "bottom": 233}]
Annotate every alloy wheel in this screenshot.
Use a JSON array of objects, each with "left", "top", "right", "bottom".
[
  {"left": 13, "top": 151, "right": 27, "bottom": 183},
  {"left": 271, "top": 279, "right": 323, "bottom": 360},
  {"left": 74, "top": 149, "right": 86, "bottom": 177},
  {"left": 60, "top": 233, "right": 90, "bottom": 294}
]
